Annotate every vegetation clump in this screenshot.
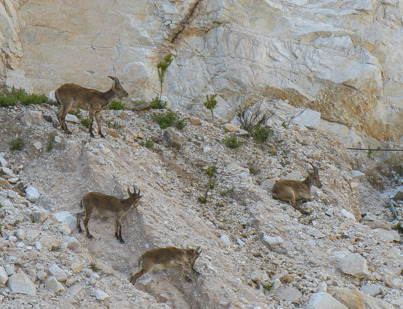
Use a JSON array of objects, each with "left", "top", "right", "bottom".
[
  {"left": 203, "top": 93, "right": 217, "bottom": 122},
  {"left": 222, "top": 133, "right": 243, "bottom": 149},
  {"left": 9, "top": 137, "right": 25, "bottom": 151},
  {"left": 0, "top": 87, "right": 48, "bottom": 107},
  {"left": 198, "top": 166, "right": 217, "bottom": 204},
  {"left": 151, "top": 110, "right": 186, "bottom": 130},
  {"left": 80, "top": 118, "right": 90, "bottom": 128},
  {"left": 150, "top": 97, "right": 167, "bottom": 109},
  {"left": 144, "top": 138, "right": 154, "bottom": 149},
  {"left": 157, "top": 54, "right": 173, "bottom": 99},
  {"left": 108, "top": 99, "right": 126, "bottom": 110}
]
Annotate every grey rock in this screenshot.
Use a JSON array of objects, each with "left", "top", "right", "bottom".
[
  {"left": 7, "top": 272, "right": 37, "bottom": 296},
  {"left": 374, "top": 229, "right": 400, "bottom": 242},
  {"left": 21, "top": 110, "right": 44, "bottom": 126},
  {"left": 0, "top": 267, "right": 8, "bottom": 285},
  {"left": 45, "top": 276, "right": 65, "bottom": 294},
  {"left": 274, "top": 286, "right": 302, "bottom": 302},
  {"left": 162, "top": 128, "right": 184, "bottom": 149},
  {"left": 31, "top": 209, "right": 50, "bottom": 223},
  {"left": 263, "top": 235, "right": 284, "bottom": 246},
  {"left": 335, "top": 251, "right": 370, "bottom": 279},
  {"left": 360, "top": 284, "right": 382, "bottom": 297},
  {"left": 391, "top": 186, "right": 403, "bottom": 200},
  {"left": 306, "top": 227, "right": 325, "bottom": 238},
  {"left": 53, "top": 211, "right": 77, "bottom": 231},
  {"left": 290, "top": 109, "right": 321, "bottom": 130},
  {"left": 37, "top": 195, "right": 55, "bottom": 210},
  {"left": 95, "top": 289, "right": 109, "bottom": 300},
  {"left": 65, "top": 114, "right": 79, "bottom": 123},
  {"left": 307, "top": 292, "right": 348, "bottom": 309},
  {"left": 330, "top": 287, "right": 394, "bottom": 309},
  {"left": 49, "top": 264, "right": 67, "bottom": 282},
  {"left": 25, "top": 186, "right": 40, "bottom": 202}
]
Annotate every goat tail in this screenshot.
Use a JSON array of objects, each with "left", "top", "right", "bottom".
[{"left": 80, "top": 198, "right": 84, "bottom": 209}]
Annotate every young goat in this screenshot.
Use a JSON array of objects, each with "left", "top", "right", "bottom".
[
  {"left": 130, "top": 246, "right": 202, "bottom": 285},
  {"left": 272, "top": 165, "right": 322, "bottom": 214},
  {"left": 55, "top": 76, "right": 128, "bottom": 138},
  {"left": 76, "top": 187, "right": 142, "bottom": 243}
]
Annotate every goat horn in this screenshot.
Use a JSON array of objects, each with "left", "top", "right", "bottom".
[
  {"left": 108, "top": 76, "right": 120, "bottom": 84},
  {"left": 127, "top": 187, "right": 132, "bottom": 195}
]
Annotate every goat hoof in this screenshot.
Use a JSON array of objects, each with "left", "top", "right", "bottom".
[
  {"left": 87, "top": 234, "right": 94, "bottom": 239},
  {"left": 119, "top": 239, "right": 125, "bottom": 244},
  {"left": 100, "top": 134, "right": 105, "bottom": 138}
]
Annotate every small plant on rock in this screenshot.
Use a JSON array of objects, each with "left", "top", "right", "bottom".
[
  {"left": 80, "top": 118, "right": 90, "bottom": 128},
  {"left": 220, "top": 186, "right": 235, "bottom": 197},
  {"left": 89, "top": 262, "right": 101, "bottom": 273},
  {"left": 203, "top": 93, "right": 217, "bottom": 122},
  {"left": 69, "top": 108, "right": 82, "bottom": 119},
  {"left": 51, "top": 245, "right": 61, "bottom": 252},
  {"left": 198, "top": 166, "right": 218, "bottom": 204},
  {"left": 157, "top": 53, "right": 173, "bottom": 99},
  {"left": 222, "top": 133, "right": 243, "bottom": 149},
  {"left": 144, "top": 138, "right": 154, "bottom": 149},
  {"left": 9, "top": 137, "right": 25, "bottom": 151},
  {"left": 150, "top": 97, "right": 167, "bottom": 109},
  {"left": 251, "top": 124, "right": 272, "bottom": 143},
  {"left": 108, "top": 99, "right": 126, "bottom": 110},
  {"left": 46, "top": 141, "right": 53, "bottom": 152}
]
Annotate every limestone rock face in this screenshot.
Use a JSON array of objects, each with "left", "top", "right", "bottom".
[{"left": 0, "top": 0, "right": 402, "bottom": 142}]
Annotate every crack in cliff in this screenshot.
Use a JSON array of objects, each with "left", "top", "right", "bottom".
[{"left": 169, "top": 0, "right": 203, "bottom": 44}]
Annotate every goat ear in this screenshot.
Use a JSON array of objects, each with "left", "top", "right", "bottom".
[
  {"left": 196, "top": 246, "right": 202, "bottom": 254},
  {"left": 127, "top": 187, "right": 132, "bottom": 195},
  {"left": 313, "top": 165, "right": 319, "bottom": 174}
]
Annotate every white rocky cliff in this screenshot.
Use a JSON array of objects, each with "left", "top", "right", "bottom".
[{"left": 0, "top": 0, "right": 402, "bottom": 142}]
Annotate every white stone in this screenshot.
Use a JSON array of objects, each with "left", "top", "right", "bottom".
[
  {"left": 33, "top": 142, "right": 42, "bottom": 150},
  {"left": 65, "top": 114, "right": 80, "bottom": 123},
  {"left": 31, "top": 209, "right": 50, "bottom": 223},
  {"left": 63, "top": 236, "right": 80, "bottom": 249},
  {"left": 306, "top": 228, "right": 325, "bottom": 238},
  {"left": 351, "top": 170, "right": 365, "bottom": 179},
  {"left": 307, "top": 292, "right": 348, "bottom": 309},
  {"left": 95, "top": 289, "right": 109, "bottom": 301},
  {"left": 25, "top": 186, "right": 40, "bottom": 202},
  {"left": 53, "top": 211, "right": 77, "bottom": 231},
  {"left": 391, "top": 186, "right": 403, "bottom": 200},
  {"left": 340, "top": 209, "right": 356, "bottom": 221},
  {"left": 49, "top": 264, "right": 67, "bottom": 282},
  {"left": 45, "top": 276, "right": 65, "bottom": 293},
  {"left": 374, "top": 229, "right": 400, "bottom": 242},
  {"left": 89, "top": 273, "right": 100, "bottom": 285},
  {"left": 7, "top": 272, "right": 37, "bottom": 296},
  {"left": 263, "top": 235, "right": 284, "bottom": 245},
  {"left": 219, "top": 234, "right": 231, "bottom": 246},
  {"left": 15, "top": 229, "right": 25, "bottom": 240},
  {"left": 360, "top": 284, "right": 381, "bottom": 296},
  {"left": 58, "top": 224, "right": 71, "bottom": 235},
  {"left": 0, "top": 267, "right": 8, "bottom": 285},
  {"left": 54, "top": 136, "right": 62, "bottom": 143},
  {"left": 21, "top": 111, "right": 44, "bottom": 126},
  {"left": 2, "top": 167, "right": 14, "bottom": 177},
  {"left": 336, "top": 252, "right": 369, "bottom": 279}
]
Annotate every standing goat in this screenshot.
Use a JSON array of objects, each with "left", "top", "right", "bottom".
[
  {"left": 130, "top": 246, "right": 202, "bottom": 285},
  {"left": 55, "top": 76, "right": 128, "bottom": 138},
  {"left": 76, "top": 187, "right": 142, "bottom": 243},
  {"left": 272, "top": 165, "right": 322, "bottom": 214}
]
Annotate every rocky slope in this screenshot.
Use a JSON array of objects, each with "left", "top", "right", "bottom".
[{"left": 0, "top": 102, "right": 402, "bottom": 308}]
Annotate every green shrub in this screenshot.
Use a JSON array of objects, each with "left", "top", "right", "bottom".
[
  {"left": 251, "top": 125, "right": 272, "bottom": 143},
  {"left": 157, "top": 54, "right": 173, "bottom": 99},
  {"left": 89, "top": 262, "right": 101, "bottom": 272},
  {"left": 198, "top": 196, "right": 207, "bottom": 203},
  {"left": 151, "top": 110, "right": 178, "bottom": 129},
  {"left": 222, "top": 133, "right": 243, "bottom": 149},
  {"left": 144, "top": 138, "right": 154, "bottom": 148},
  {"left": 108, "top": 99, "right": 125, "bottom": 110},
  {"left": 220, "top": 187, "right": 235, "bottom": 197},
  {"left": 69, "top": 109, "right": 82, "bottom": 119},
  {"left": 51, "top": 246, "right": 61, "bottom": 252},
  {"left": 0, "top": 87, "right": 48, "bottom": 107},
  {"left": 80, "top": 118, "right": 90, "bottom": 128},
  {"left": 107, "top": 120, "right": 122, "bottom": 129},
  {"left": 9, "top": 137, "right": 25, "bottom": 151},
  {"left": 150, "top": 97, "right": 167, "bottom": 109},
  {"left": 205, "top": 166, "right": 217, "bottom": 178},
  {"left": 175, "top": 118, "right": 186, "bottom": 130},
  {"left": 46, "top": 141, "right": 53, "bottom": 152},
  {"left": 203, "top": 93, "right": 217, "bottom": 122}
]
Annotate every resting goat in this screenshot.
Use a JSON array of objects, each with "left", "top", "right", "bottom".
[
  {"left": 76, "top": 187, "right": 142, "bottom": 243},
  {"left": 130, "top": 246, "right": 202, "bottom": 285},
  {"left": 55, "top": 76, "right": 128, "bottom": 138},
  {"left": 272, "top": 165, "right": 322, "bottom": 214}
]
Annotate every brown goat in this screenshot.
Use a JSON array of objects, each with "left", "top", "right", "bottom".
[
  {"left": 55, "top": 76, "right": 128, "bottom": 138},
  {"left": 130, "top": 246, "right": 202, "bottom": 285},
  {"left": 76, "top": 187, "right": 142, "bottom": 243},
  {"left": 272, "top": 165, "right": 322, "bottom": 214}
]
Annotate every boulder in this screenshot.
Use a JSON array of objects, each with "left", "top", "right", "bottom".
[
  {"left": 307, "top": 292, "right": 348, "bottom": 309},
  {"left": 329, "top": 287, "right": 394, "bottom": 309},
  {"left": 7, "top": 272, "right": 37, "bottom": 296}
]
